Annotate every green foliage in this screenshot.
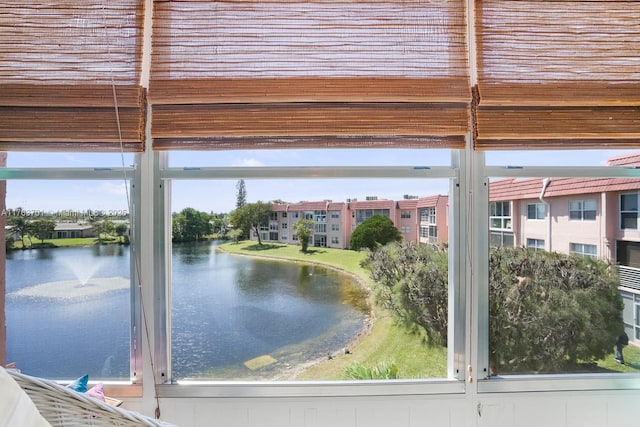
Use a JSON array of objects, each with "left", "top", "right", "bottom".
[
  {"left": 8, "top": 214, "right": 32, "bottom": 248},
  {"left": 350, "top": 215, "right": 402, "bottom": 251},
  {"left": 368, "top": 241, "right": 449, "bottom": 346},
  {"left": 235, "top": 179, "right": 247, "bottom": 209},
  {"left": 344, "top": 361, "right": 399, "bottom": 380},
  {"left": 229, "top": 201, "right": 272, "bottom": 245},
  {"left": 30, "top": 219, "right": 56, "bottom": 243},
  {"left": 172, "top": 207, "right": 213, "bottom": 242},
  {"left": 367, "top": 243, "right": 625, "bottom": 373},
  {"left": 293, "top": 218, "right": 315, "bottom": 252},
  {"left": 227, "top": 228, "right": 244, "bottom": 243},
  {"left": 489, "top": 247, "right": 623, "bottom": 374}
]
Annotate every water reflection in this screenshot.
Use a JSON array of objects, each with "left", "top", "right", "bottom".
[
  {"left": 6, "top": 242, "right": 369, "bottom": 381},
  {"left": 171, "top": 241, "right": 369, "bottom": 380}
]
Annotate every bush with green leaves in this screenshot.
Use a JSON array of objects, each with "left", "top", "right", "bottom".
[
  {"left": 344, "top": 362, "right": 399, "bottom": 380},
  {"left": 489, "top": 246, "right": 623, "bottom": 373},
  {"left": 350, "top": 215, "right": 402, "bottom": 251},
  {"left": 367, "top": 241, "right": 449, "bottom": 346},
  {"left": 367, "top": 243, "right": 624, "bottom": 373}
]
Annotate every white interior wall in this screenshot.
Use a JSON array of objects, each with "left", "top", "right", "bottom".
[{"left": 120, "top": 390, "right": 640, "bottom": 427}]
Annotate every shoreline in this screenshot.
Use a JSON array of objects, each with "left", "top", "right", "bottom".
[{"left": 216, "top": 242, "right": 377, "bottom": 380}]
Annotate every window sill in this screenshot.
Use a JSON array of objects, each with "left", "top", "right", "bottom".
[{"left": 156, "top": 379, "right": 465, "bottom": 398}]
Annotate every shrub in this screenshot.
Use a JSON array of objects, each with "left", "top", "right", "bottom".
[
  {"left": 350, "top": 215, "right": 402, "bottom": 251},
  {"left": 344, "top": 362, "right": 399, "bottom": 380},
  {"left": 367, "top": 243, "right": 624, "bottom": 373},
  {"left": 489, "top": 247, "right": 624, "bottom": 373},
  {"left": 368, "top": 241, "right": 449, "bottom": 346}
]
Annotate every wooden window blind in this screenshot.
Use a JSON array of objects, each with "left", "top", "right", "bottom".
[
  {"left": 150, "top": 0, "right": 470, "bottom": 150},
  {"left": 475, "top": 0, "right": 640, "bottom": 150},
  {"left": 0, "top": 1, "right": 146, "bottom": 152}
]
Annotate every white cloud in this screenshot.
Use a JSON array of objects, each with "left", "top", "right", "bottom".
[{"left": 232, "top": 158, "right": 265, "bottom": 167}]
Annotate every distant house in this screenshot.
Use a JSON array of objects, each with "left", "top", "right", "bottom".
[{"left": 52, "top": 222, "right": 98, "bottom": 239}]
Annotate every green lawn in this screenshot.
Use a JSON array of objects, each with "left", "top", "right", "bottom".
[{"left": 9, "top": 236, "right": 123, "bottom": 249}]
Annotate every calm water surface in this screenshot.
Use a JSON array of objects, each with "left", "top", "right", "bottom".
[{"left": 6, "top": 242, "right": 369, "bottom": 380}]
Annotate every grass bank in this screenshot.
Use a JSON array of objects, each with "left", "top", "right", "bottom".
[
  {"left": 9, "top": 236, "right": 125, "bottom": 250},
  {"left": 218, "top": 240, "right": 447, "bottom": 380}
]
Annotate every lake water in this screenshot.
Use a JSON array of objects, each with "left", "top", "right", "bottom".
[{"left": 5, "top": 242, "right": 369, "bottom": 381}]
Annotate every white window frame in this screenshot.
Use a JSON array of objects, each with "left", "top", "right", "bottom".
[
  {"left": 0, "top": 159, "right": 143, "bottom": 395},
  {"left": 482, "top": 159, "right": 640, "bottom": 392},
  {"left": 526, "top": 238, "right": 545, "bottom": 251},
  {"left": 154, "top": 151, "right": 465, "bottom": 397},
  {"left": 527, "top": 202, "right": 546, "bottom": 220},
  {"left": 570, "top": 199, "right": 597, "bottom": 221},
  {"left": 620, "top": 192, "right": 639, "bottom": 230},
  {"left": 570, "top": 242, "right": 597, "bottom": 258}
]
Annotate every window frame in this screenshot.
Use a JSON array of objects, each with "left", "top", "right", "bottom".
[
  {"left": 154, "top": 151, "right": 466, "bottom": 397},
  {"left": 570, "top": 199, "right": 597, "bottom": 221},
  {"left": 620, "top": 192, "right": 639, "bottom": 230},
  {"left": 526, "top": 202, "right": 546, "bottom": 220},
  {"left": 481, "top": 159, "right": 640, "bottom": 393},
  {"left": 0, "top": 159, "right": 143, "bottom": 395}
]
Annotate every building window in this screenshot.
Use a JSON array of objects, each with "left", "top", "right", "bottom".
[
  {"left": 269, "top": 212, "right": 278, "bottom": 221},
  {"left": 401, "top": 210, "right": 411, "bottom": 219},
  {"left": 526, "top": 238, "right": 545, "bottom": 251},
  {"left": 570, "top": 242, "right": 597, "bottom": 258},
  {"left": 282, "top": 223, "right": 287, "bottom": 229},
  {"left": 331, "top": 223, "right": 339, "bottom": 232},
  {"left": 330, "top": 211, "right": 340, "bottom": 219},
  {"left": 401, "top": 226, "right": 411, "bottom": 233},
  {"left": 570, "top": 199, "right": 597, "bottom": 221},
  {"left": 282, "top": 212, "right": 287, "bottom": 218},
  {"left": 314, "top": 210, "right": 327, "bottom": 222},
  {"left": 490, "top": 201, "right": 512, "bottom": 230},
  {"left": 356, "top": 209, "right": 390, "bottom": 224},
  {"left": 331, "top": 236, "right": 339, "bottom": 245},
  {"left": 621, "top": 193, "right": 638, "bottom": 229},
  {"left": 315, "top": 223, "right": 326, "bottom": 233},
  {"left": 490, "top": 230, "right": 515, "bottom": 247},
  {"left": 527, "top": 203, "right": 546, "bottom": 220}
]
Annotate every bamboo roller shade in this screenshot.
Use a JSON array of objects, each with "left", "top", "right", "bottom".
[
  {"left": 149, "top": 0, "right": 470, "bottom": 150},
  {"left": 0, "top": 1, "right": 145, "bottom": 152},
  {"left": 475, "top": 0, "right": 640, "bottom": 150},
  {"left": 151, "top": 103, "right": 469, "bottom": 136},
  {"left": 153, "top": 136, "right": 466, "bottom": 151},
  {"left": 2, "top": 0, "right": 639, "bottom": 152}
]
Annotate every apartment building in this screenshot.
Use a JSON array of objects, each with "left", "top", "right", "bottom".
[{"left": 259, "top": 195, "right": 449, "bottom": 249}]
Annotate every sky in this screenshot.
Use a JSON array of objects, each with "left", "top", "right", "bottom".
[{"left": 5, "top": 148, "right": 638, "bottom": 215}]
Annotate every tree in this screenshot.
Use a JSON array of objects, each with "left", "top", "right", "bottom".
[
  {"left": 293, "top": 218, "right": 315, "bottom": 252},
  {"left": 368, "top": 241, "right": 449, "bottom": 346},
  {"left": 367, "top": 243, "right": 625, "bottom": 372},
  {"left": 235, "top": 179, "right": 247, "bottom": 209},
  {"left": 30, "top": 219, "right": 56, "bottom": 244},
  {"left": 488, "top": 247, "right": 623, "bottom": 373},
  {"left": 115, "top": 223, "right": 129, "bottom": 244},
  {"left": 172, "top": 208, "right": 213, "bottom": 242},
  {"left": 350, "top": 215, "right": 402, "bottom": 251},
  {"left": 8, "top": 215, "right": 32, "bottom": 248},
  {"left": 229, "top": 201, "right": 272, "bottom": 245}
]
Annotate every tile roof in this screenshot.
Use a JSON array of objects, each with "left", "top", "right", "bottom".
[
  {"left": 416, "top": 194, "right": 447, "bottom": 208},
  {"left": 396, "top": 199, "right": 418, "bottom": 209},
  {"left": 490, "top": 177, "right": 640, "bottom": 201},
  {"left": 348, "top": 199, "right": 395, "bottom": 210}
]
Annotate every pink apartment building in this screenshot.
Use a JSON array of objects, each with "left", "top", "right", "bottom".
[{"left": 258, "top": 196, "right": 449, "bottom": 250}]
